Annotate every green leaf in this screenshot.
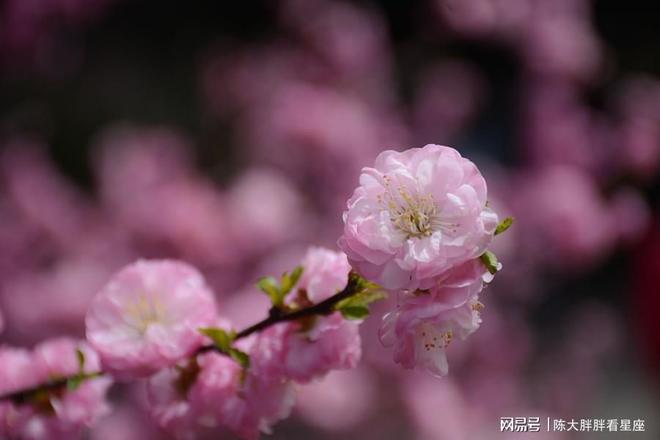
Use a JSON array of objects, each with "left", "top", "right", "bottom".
[
  {"left": 75, "top": 348, "right": 85, "bottom": 373},
  {"left": 334, "top": 277, "right": 386, "bottom": 320},
  {"left": 495, "top": 216, "right": 514, "bottom": 236},
  {"left": 280, "top": 266, "right": 303, "bottom": 295},
  {"left": 228, "top": 348, "right": 250, "bottom": 369},
  {"left": 67, "top": 376, "right": 84, "bottom": 391},
  {"left": 480, "top": 250, "right": 500, "bottom": 275},
  {"left": 199, "top": 328, "right": 249, "bottom": 369},
  {"left": 336, "top": 288, "right": 386, "bottom": 310},
  {"left": 257, "top": 276, "right": 282, "bottom": 305},
  {"left": 259, "top": 266, "right": 305, "bottom": 307},
  {"left": 339, "top": 305, "right": 370, "bottom": 320},
  {"left": 198, "top": 327, "right": 235, "bottom": 352}
]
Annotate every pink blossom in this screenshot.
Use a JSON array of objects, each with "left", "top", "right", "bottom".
[
  {"left": 297, "top": 246, "right": 351, "bottom": 303},
  {"left": 379, "top": 259, "right": 489, "bottom": 376},
  {"left": 223, "top": 247, "right": 362, "bottom": 384},
  {"left": 145, "top": 318, "right": 234, "bottom": 440},
  {"left": 86, "top": 260, "right": 218, "bottom": 377},
  {"left": 33, "top": 339, "right": 112, "bottom": 427},
  {"left": 146, "top": 364, "right": 198, "bottom": 440},
  {"left": 339, "top": 145, "right": 498, "bottom": 290},
  {"left": 276, "top": 313, "right": 362, "bottom": 383},
  {"left": 0, "top": 339, "right": 112, "bottom": 439},
  {"left": 0, "top": 346, "right": 38, "bottom": 396},
  {"left": 188, "top": 351, "right": 295, "bottom": 440},
  {"left": 253, "top": 247, "right": 362, "bottom": 382}
]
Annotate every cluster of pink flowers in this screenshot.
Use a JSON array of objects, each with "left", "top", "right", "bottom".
[
  {"left": 85, "top": 260, "right": 219, "bottom": 378},
  {"left": 81, "top": 248, "right": 362, "bottom": 439},
  {"left": 2, "top": 0, "right": 658, "bottom": 437},
  {"left": 340, "top": 144, "right": 501, "bottom": 376},
  {"left": 0, "top": 338, "right": 112, "bottom": 439},
  {"left": 1, "top": 145, "right": 504, "bottom": 438}
]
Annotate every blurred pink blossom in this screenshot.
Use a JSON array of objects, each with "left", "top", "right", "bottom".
[
  {"left": 412, "top": 61, "right": 487, "bottom": 144},
  {"left": 1, "top": 258, "right": 119, "bottom": 343},
  {"left": 296, "top": 367, "right": 377, "bottom": 431},
  {"left": 521, "top": 82, "right": 609, "bottom": 173},
  {"left": 512, "top": 166, "right": 634, "bottom": 268},
  {"left": 613, "top": 76, "right": 660, "bottom": 179},
  {"left": 0, "top": 339, "right": 112, "bottom": 439},
  {"left": 435, "top": 0, "right": 532, "bottom": 41},
  {"left": 189, "top": 350, "right": 295, "bottom": 440},
  {"left": 147, "top": 363, "right": 199, "bottom": 440},
  {"left": 278, "top": 313, "right": 362, "bottom": 382},
  {"left": 1, "top": 141, "right": 97, "bottom": 248},
  {"left": 93, "top": 126, "right": 233, "bottom": 263},
  {"left": 403, "top": 375, "right": 472, "bottom": 440},
  {"left": 279, "top": 0, "right": 394, "bottom": 103},
  {"left": 226, "top": 168, "right": 308, "bottom": 258},
  {"left": 522, "top": 11, "right": 602, "bottom": 81},
  {"left": 86, "top": 260, "right": 218, "bottom": 377},
  {"left": 242, "top": 82, "right": 404, "bottom": 217}
]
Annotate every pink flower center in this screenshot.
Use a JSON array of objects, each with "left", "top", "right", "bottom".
[
  {"left": 124, "top": 294, "right": 169, "bottom": 334},
  {"left": 378, "top": 175, "right": 457, "bottom": 239},
  {"left": 417, "top": 323, "right": 453, "bottom": 352}
]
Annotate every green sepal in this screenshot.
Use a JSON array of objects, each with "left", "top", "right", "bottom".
[
  {"left": 198, "top": 327, "right": 250, "bottom": 369},
  {"left": 75, "top": 348, "right": 85, "bottom": 372},
  {"left": 495, "top": 216, "right": 514, "bottom": 236},
  {"left": 198, "top": 327, "right": 236, "bottom": 352},
  {"left": 280, "top": 266, "right": 303, "bottom": 296},
  {"left": 338, "top": 305, "right": 370, "bottom": 320},
  {"left": 480, "top": 250, "right": 500, "bottom": 275},
  {"left": 228, "top": 348, "right": 250, "bottom": 369},
  {"left": 334, "top": 275, "right": 386, "bottom": 320},
  {"left": 66, "top": 376, "right": 84, "bottom": 391},
  {"left": 257, "top": 276, "right": 282, "bottom": 306},
  {"left": 258, "top": 266, "right": 305, "bottom": 308},
  {"left": 65, "top": 347, "right": 88, "bottom": 391}
]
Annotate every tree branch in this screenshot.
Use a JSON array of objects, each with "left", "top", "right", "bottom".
[
  {"left": 0, "top": 272, "right": 363, "bottom": 404},
  {"left": 234, "top": 271, "right": 360, "bottom": 339}
]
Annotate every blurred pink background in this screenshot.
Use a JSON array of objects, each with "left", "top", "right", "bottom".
[{"left": 1, "top": 0, "right": 659, "bottom": 438}]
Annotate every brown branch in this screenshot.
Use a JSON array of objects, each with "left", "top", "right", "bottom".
[
  {"left": 1, "top": 378, "right": 69, "bottom": 405},
  {"left": 0, "top": 272, "right": 363, "bottom": 404},
  {"left": 234, "top": 271, "right": 360, "bottom": 339}
]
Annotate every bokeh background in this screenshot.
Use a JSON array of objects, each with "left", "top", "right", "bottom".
[{"left": 1, "top": 0, "right": 659, "bottom": 439}]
